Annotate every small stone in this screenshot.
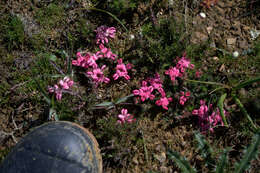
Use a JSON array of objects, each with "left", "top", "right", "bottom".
[
  {"left": 233, "top": 51, "right": 239, "bottom": 58},
  {"left": 227, "top": 38, "right": 236, "bottom": 45},
  {"left": 199, "top": 12, "right": 206, "bottom": 18},
  {"left": 129, "top": 34, "right": 135, "bottom": 40}
]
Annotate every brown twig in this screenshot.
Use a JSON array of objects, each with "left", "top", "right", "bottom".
[{"left": 0, "top": 112, "right": 23, "bottom": 144}]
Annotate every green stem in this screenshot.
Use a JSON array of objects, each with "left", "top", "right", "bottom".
[
  {"left": 79, "top": 7, "right": 128, "bottom": 32},
  {"left": 185, "top": 79, "right": 231, "bottom": 89},
  {"left": 218, "top": 93, "right": 228, "bottom": 126},
  {"left": 233, "top": 96, "right": 258, "bottom": 131}
]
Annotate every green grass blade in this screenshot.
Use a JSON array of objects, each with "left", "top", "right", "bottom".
[
  {"left": 216, "top": 148, "right": 230, "bottom": 173},
  {"left": 217, "top": 93, "right": 228, "bottom": 126},
  {"left": 233, "top": 77, "right": 260, "bottom": 91},
  {"left": 233, "top": 96, "right": 257, "bottom": 131},
  {"left": 87, "top": 7, "right": 128, "bottom": 32},
  {"left": 91, "top": 101, "right": 114, "bottom": 109},
  {"left": 167, "top": 150, "right": 196, "bottom": 173},
  {"left": 234, "top": 129, "right": 260, "bottom": 173},
  {"left": 185, "top": 79, "right": 230, "bottom": 89},
  {"left": 115, "top": 94, "right": 134, "bottom": 104}
]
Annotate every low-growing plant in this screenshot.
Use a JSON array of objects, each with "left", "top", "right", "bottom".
[
  {"left": 167, "top": 130, "right": 260, "bottom": 173},
  {"left": 186, "top": 76, "right": 260, "bottom": 131},
  {"left": 0, "top": 14, "right": 25, "bottom": 50}
]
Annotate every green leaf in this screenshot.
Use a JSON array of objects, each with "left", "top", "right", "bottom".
[
  {"left": 233, "top": 77, "right": 260, "bottom": 91},
  {"left": 234, "top": 129, "right": 260, "bottom": 173},
  {"left": 216, "top": 148, "right": 230, "bottom": 173},
  {"left": 167, "top": 150, "right": 196, "bottom": 173},
  {"left": 87, "top": 7, "right": 128, "bottom": 32},
  {"left": 233, "top": 96, "right": 257, "bottom": 131},
  {"left": 195, "top": 132, "right": 215, "bottom": 168},
  {"left": 115, "top": 94, "right": 134, "bottom": 104},
  {"left": 217, "top": 93, "right": 228, "bottom": 126},
  {"left": 92, "top": 101, "right": 114, "bottom": 109}
]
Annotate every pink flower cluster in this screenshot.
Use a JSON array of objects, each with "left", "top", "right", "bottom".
[
  {"left": 165, "top": 54, "right": 194, "bottom": 83},
  {"left": 48, "top": 76, "right": 74, "bottom": 100},
  {"left": 179, "top": 91, "right": 190, "bottom": 105},
  {"left": 192, "top": 100, "right": 227, "bottom": 132},
  {"left": 133, "top": 73, "right": 172, "bottom": 110},
  {"left": 72, "top": 26, "right": 132, "bottom": 86},
  {"left": 95, "top": 26, "right": 116, "bottom": 45},
  {"left": 117, "top": 108, "right": 136, "bottom": 124},
  {"left": 86, "top": 65, "right": 110, "bottom": 84},
  {"left": 113, "top": 59, "right": 132, "bottom": 80}
]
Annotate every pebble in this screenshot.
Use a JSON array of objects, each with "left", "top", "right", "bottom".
[
  {"left": 233, "top": 51, "right": 239, "bottom": 58},
  {"left": 129, "top": 34, "right": 135, "bottom": 40},
  {"left": 199, "top": 12, "right": 206, "bottom": 18}
]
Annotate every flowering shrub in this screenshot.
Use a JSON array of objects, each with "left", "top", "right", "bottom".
[
  {"left": 72, "top": 26, "right": 132, "bottom": 86},
  {"left": 117, "top": 108, "right": 135, "bottom": 124},
  {"left": 132, "top": 54, "right": 194, "bottom": 110},
  {"left": 192, "top": 100, "right": 227, "bottom": 132},
  {"left": 50, "top": 25, "right": 231, "bottom": 134},
  {"left": 48, "top": 76, "right": 74, "bottom": 100}
]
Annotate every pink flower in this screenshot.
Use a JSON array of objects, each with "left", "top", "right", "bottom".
[
  {"left": 133, "top": 81, "right": 155, "bottom": 102},
  {"left": 72, "top": 52, "right": 98, "bottom": 69},
  {"left": 59, "top": 76, "right": 74, "bottom": 89},
  {"left": 192, "top": 100, "right": 227, "bottom": 132},
  {"left": 147, "top": 73, "right": 163, "bottom": 90},
  {"left": 113, "top": 59, "right": 131, "bottom": 80},
  {"left": 72, "top": 52, "right": 90, "bottom": 68},
  {"left": 155, "top": 96, "right": 173, "bottom": 110},
  {"left": 87, "top": 65, "right": 110, "bottom": 85},
  {"left": 176, "top": 57, "right": 193, "bottom": 72},
  {"left": 117, "top": 108, "right": 136, "bottom": 124},
  {"left": 195, "top": 71, "right": 202, "bottom": 78},
  {"left": 98, "top": 44, "right": 117, "bottom": 60},
  {"left": 165, "top": 54, "right": 195, "bottom": 83},
  {"left": 165, "top": 67, "right": 180, "bottom": 82},
  {"left": 48, "top": 77, "right": 74, "bottom": 101},
  {"left": 179, "top": 91, "right": 190, "bottom": 105},
  {"left": 95, "top": 26, "right": 116, "bottom": 45}
]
